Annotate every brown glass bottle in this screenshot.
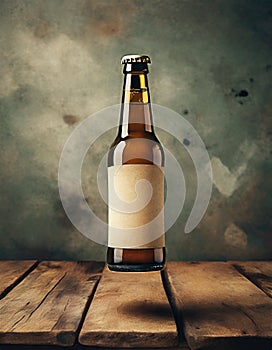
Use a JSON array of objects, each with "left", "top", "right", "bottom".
[{"left": 107, "top": 54, "right": 165, "bottom": 272}]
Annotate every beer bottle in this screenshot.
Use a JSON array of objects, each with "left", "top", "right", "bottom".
[{"left": 107, "top": 54, "right": 165, "bottom": 272}]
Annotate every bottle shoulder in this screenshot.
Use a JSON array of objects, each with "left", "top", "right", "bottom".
[{"left": 108, "top": 133, "right": 164, "bottom": 166}]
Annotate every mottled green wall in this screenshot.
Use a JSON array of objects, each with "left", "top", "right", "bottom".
[{"left": 0, "top": 0, "right": 271, "bottom": 261}]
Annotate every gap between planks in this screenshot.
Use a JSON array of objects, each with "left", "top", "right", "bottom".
[
  {"left": 231, "top": 261, "right": 272, "bottom": 298},
  {"left": 0, "top": 260, "right": 39, "bottom": 300}
]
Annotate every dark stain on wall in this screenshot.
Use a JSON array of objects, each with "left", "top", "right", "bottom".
[{"left": 63, "top": 115, "right": 80, "bottom": 125}]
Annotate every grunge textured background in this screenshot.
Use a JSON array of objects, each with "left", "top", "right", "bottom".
[{"left": 0, "top": 0, "right": 271, "bottom": 260}]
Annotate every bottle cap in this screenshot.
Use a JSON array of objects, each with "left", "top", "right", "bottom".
[
  {"left": 121, "top": 54, "right": 151, "bottom": 64},
  {"left": 121, "top": 55, "right": 151, "bottom": 73}
]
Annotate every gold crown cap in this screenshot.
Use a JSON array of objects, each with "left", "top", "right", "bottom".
[{"left": 121, "top": 54, "right": 151, "bottom": 64}]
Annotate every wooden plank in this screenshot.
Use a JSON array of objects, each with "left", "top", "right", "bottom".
[
  {"left": 0, "top": 260, "right": 38, "bottom": 299},
  {"left": 165, "top": 262, "right": 272, "bottom": 350},
  {"left": 79, "top": 267, "right": 179, "bottom": 348},
  {"left": 0, "top": 261, "right": 103, "bottom": 346},
  {"left": 232, "top": 261, "right": 272, "bottom": 298}
]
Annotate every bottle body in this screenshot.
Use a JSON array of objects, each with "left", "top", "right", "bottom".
[{"left": 107, "top": 55, "right": 166, "bottom": 272}]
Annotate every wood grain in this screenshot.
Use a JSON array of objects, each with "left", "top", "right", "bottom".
[
  {"left": 0, "top": 260, "right": 38, "bottom": 299},
  {"left": 165, "top": 262, "right": 272, "bottom": 350},
  {"left": 0, "top": 261, "right": 103, "bottom": 346},
  {"left": 233, "top": 261, "right": 272, "bottom": 298},
  {"left": 79, "top": 267, "right": 179, "bottom": 348}
]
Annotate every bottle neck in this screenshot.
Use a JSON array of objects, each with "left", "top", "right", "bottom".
[{"left": 119, "top": 71, "right": 154, "bottom": 138}]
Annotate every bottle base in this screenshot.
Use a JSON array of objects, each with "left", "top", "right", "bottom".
[{"left": 107, "top": 263, "right": 165, "bottom": 272}]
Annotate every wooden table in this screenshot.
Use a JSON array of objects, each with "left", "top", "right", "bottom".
[{"left": 0, "top": 261, "right": 271, "bottom": 350}]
